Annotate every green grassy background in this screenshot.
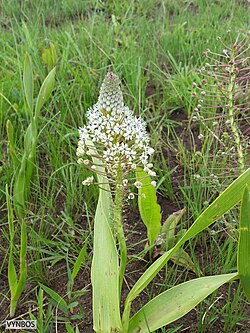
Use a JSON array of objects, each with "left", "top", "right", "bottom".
[{"left": 0, "top": 0, "right": 249, "bottom": 332}]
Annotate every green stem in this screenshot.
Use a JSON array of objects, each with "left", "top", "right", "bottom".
[
  {"left": 227, "top": 51, "right": 245, "bottom": 173},
  {"left": 114, "top": 166, "right": 127, "bottom": 292}
]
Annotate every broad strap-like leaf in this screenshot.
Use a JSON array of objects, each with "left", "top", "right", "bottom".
[
  {"left": 35, "top": 67, "right": 56, "bottom": 119},
  {"left": 123, "top": 168, "right": 250, "bottom": 324},
  {"left": 86, "top": 138, "right": 122, "bottom": 332},
  {"left": 238, "top": 186, "right": 250, "bottom": 301},
  {"left": 128, "top": 273, "right": 238, "bottom": 333},
  {"left": 91, "top": 185, "right": 122, "bottom": 332},
  {"left": 136, "top": 168, "right": 161, "bottom": 247}
]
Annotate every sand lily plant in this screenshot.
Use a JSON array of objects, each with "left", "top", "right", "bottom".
[{"left": 77, "top": 72, "right": 250, "bottom": 333}]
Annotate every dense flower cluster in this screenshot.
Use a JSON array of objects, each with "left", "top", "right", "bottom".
[{"left": 77, "top": 72, "right": 155, "bottom": 190}]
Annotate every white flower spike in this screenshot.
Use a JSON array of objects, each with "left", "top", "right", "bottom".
[{"left": 77, "top": 72, "right": 155, "bottom": 188}]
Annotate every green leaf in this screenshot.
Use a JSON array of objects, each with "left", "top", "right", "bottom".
[
  {"left": 162, "top": 209, "right": 185, "bottom": 240},
  {"left": 24, "top": 119, "right": 37, "bottom": 154},
  {"left": 8, "top": 251, "right": 17, "bottom": 297},
  {"left": 23, "top": 53, "right": 34, "bottom": 114},
  {"left": 6, "top": 119, "right": 14, "bottom": 148},
  {"left": 20, "top": 219, "right": 27, "bottom": 260},
  {"left": 10, "top": 250, "right": 27, "bottom": 318},
  {"left": 42, "top": 43, "right": 57, "bottom": 71},
  {"left": 72, "top": 289, "right": 89, "bottom": 297},
  {"left": 85, "top": 139, "right": 122, "bottom": 332},
  {"left": 65, "top": 323, "right": 74, "bottom": 333},
  {"left": 70, "top": 314, "right": 83, "bottom": 320},
  {"left": 91, "top": 186, "right": 122, "bottom": 332},
  {"left": 123, "top": 168, "right": 250, "bottom": 324},
  {"left": 7, "top": 187, "right": 27, "bottom": 318},
  {"left": 6, "top": 185, "right": 18, "bottom": 298},
  {"left": 13, "top": 119, "right": 37, "bottom": 220},
  {"left": 160, "top": 208, "right": 186, "bottom": 250},
  {"left": 13, "top": 261, "right": 27, "bottom": 307},
  {"left": 72, "top": 242, "right": 87, "bottom": 280},
  {"left": 35, "top": 67, "right": 56, "bottom": 119},
  {"left": 170, "top": 248, "right": 196, "bottom": 273},
  {"left": 12, "top": 220, "right": 27, "bottom": 304},
  {"left": 67, "top": 301, "right": 78, "bottom": 309},
  {"left": 6, "top": 185, "right": 15, "bottom": 239},
  {"left": 13, "top": 157, "right": 26, "bottom": 220},
  {"left": 128, "top": 273, "right": 238, "bottom": 333},
  {"left": 40, "top": 284, "right": 69, "bottom": 315},
  {"left": 238, "top": 186, "right": 250, "bottom": 301},
  {"left": 6, "top": 120, "right": 19, "bottom": 171},
  {"left": 136, "top": 168, "right": 161, "bottom": 247}
]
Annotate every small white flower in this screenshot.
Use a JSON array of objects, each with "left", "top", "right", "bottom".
[
  {"left": 128, "top": 193, "right": 135, "bottom": 199},
  {"left": 148, "top": 170, "right": 156, "bottom": 177},
  {"left": 148, "top": 147, "right": 155, "bottom": 155},
  {"left": 123, "top": 179, "right": 128, "bottom": 186},
  {"left": 134, "top": 181, "right": 142, "bottom": 188},
  {"left": 76, "top": 147, "right": 85, "bottom": 156},
  {"left": 82, "top": 176, "right": 94, "bottom": 186},
  {"left": 83, "top": 159, "right": 90, "bottom": 165},
  {"left": 151, "top": 180, "right": 157, "bottom": 187},
  {"left": 77, "top": 158, "right": 84, "bottom": 164}
]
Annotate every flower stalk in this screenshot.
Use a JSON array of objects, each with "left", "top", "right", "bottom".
[
  {"left": 113, "top": 164, "right": 127, "bottom": 291},
  {"left": 227, "top": 47, "right": 245, "bottom": 173},
  {"left": 192, "top": 32, "right": 249, "bottom": 174}
]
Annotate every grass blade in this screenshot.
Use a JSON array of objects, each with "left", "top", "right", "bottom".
[
  {"left": 23, "top": 53, "right": 34, "bottom": 114},
  {"left": 6, "top": 120, "right": 19, "bottom": 171},
  {"left": 238, "top": 186, "right": 250, "bottom": 301},
  {"left": 72, "top": 242, "right": 87, "bottom": 280},
  {"left": 40, "top": 284, "right": 69, "bottom": 315},
  {"left": 11, "top": 220, "right": 28, "bottom": 317},
  {"left": 6, "top": 185, "right": 17, "bottom": 297},
  {"left": 13, "top": 157, "right": 27, "bottom": 220}
]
